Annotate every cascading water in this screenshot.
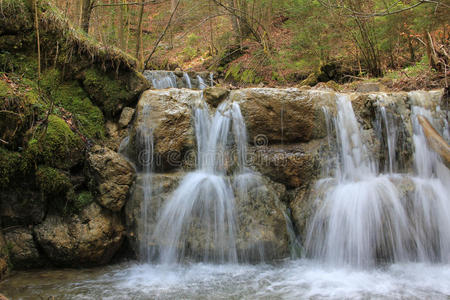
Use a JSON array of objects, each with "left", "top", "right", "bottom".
[
  {"left": 209, "top": 72, "right": 214, "bottom": 87},
  {"left": 136, "top": 104, "right": 155, "bottom": 262},
  {"left": 143, "top": 70, "right": 178, "bottom": 89},
  {"left": 306, "top": 93, "right": 450, "bottom": 267},
  {"left": 3, "top": 89, "right": 450, "bottom": 300},
  {"left": 183, "top": 72, "right": 192, "bottom": 89},
  {"left": 197, "top": 75, "right": 208, "bottom": 90},
  {"left": 151, "top": 99, "right": 250, "bottom": 264}
]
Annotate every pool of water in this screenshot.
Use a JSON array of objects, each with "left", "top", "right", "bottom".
[{"left": 1, "top": 260, "right": 450, "bottom": 299}]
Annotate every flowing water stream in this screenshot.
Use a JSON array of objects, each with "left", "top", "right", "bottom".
[{"left": 1, "top": 90, "right": 449, "bottom": 299}]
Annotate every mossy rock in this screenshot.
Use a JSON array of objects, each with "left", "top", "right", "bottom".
[
  {"left": 73, "top": 191, "right": 94, "bottom": 213},
  {"left": 0, "top": 148, "right": 33, "bottom": 190},
  {"left": 0, "top": 78, "right": 42, "bottom": 147},
  {"left": 81, "top": 68, "right": 136, "bottom": 118},
  {"left": 0, "top": 52, "right": 39, "bottom": 80},
  {"left": 27, "top": 115, "right": 85, "bottom": 170},
  {"left": 0, "top": 0, "right": 33, "bottom": 35},
  {"left": 41, "top": 69, "right": 105, "bottom": 140},
  {"left": 35, "top": 166, "right": 72, "bottom": 196}
]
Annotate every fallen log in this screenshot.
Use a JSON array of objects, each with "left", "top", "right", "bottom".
[{"left": 418, "top": 115, "right": 450, "bottom": 168}]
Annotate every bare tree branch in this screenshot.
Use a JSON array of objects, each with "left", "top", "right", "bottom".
[{"left": 144, "top": 0, "right": 181, "bottom": 69}]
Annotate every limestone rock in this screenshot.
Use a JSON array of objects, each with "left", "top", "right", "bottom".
[
  {"left": 34, "top": 203, "right": 124, "bottom": 266},
  {"left": 233, "top": 174, "right": 290, "bottom": 261},
  {"left": 4, "top": 227, "right": 44, "bottom": 269},
  {"left": 119, "top": 107, "right": 135, "bottom": 128},
  {"left": 204, "top": 87, "right": 229, "bottom": 107},
  {"left": 249, "top": 139, "right": 325, "bottom": 188},
  {"left": 356, "top": 82, "right": 382, "bottom": 93},
  {"left": 125, "top": 173, "right": 184, "bottom": 257},
  {"left": 231, "top": 88, "right": 328, "bottom": 145},
  {"left": 87, "top": 146, "right": 135, "bottom": 211},
  {"left": 129, "top": 89, "right": 198, "bottom": 171}
]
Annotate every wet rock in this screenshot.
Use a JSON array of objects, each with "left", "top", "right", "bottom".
[
  {"left": 231, "top": 89, "right": 328, "bottom": 144},
  {"left": 87, "top": 146, "right": 135, "bottom": 211},
  {"left": 125, "top": 173, "right": 184, "bottom": 257},
  {"left": 249, "top": 140, "right": 326, "bottom": 188},
  {"left": 356, "top": 82, "right": 382, "bottom": 93},
  {"left": 204, "top": 87, "right": 229, "bottom": 107},
  {"left": 4, "top": 227, "right": 44, "bottom": 269},
  {"left": 129, "top": 89, "right": 198, "bottom": 171},
  {"left": 34, "top": 203, "right": 124, "bottom": 266},
  {"left": 233, "top": 174, "right": 290, "bottom": 261},
  {"left": 0, "top": 189, "right": 45, "bottom": 226},
  {"left": 119, "top": 107, "right": 135, "bottom": 128}
]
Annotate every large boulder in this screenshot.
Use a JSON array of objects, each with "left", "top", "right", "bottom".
[
  {"left": 3, "top": 227, "right": 44, "bottom": 269},
  {"left": 230, "top": 89, "right": 330, "bottom": 144},
  {"left": 248, "top": 139, "right": 326, "bottom": 188},
  {"left": 34, "top": 203, "right": 124, "bottom": 266},
  {"left": 128, "top": 89, "right": 198, "bottom": 171},
  {"left": 233, "top": 173, "right": 290, "bottom": 261},
  {"left": 87, "top": 146, "right": 135, "bottom": 211}
]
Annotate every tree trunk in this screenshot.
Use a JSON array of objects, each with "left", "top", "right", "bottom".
[
  {"left": 81, "top": 0, "right": 93, "bottom": 33},
  {"left": 228, "top": 0, "right": 241, "bottom": 46},
  {"left": 418, "top": 115, "right": 450, "bottom": 168},
  {"left": 118, "top": 0, "right": 126, "bottom": 49},
  {"left": 135, "top": 0, "right": 145, "bottom": 68}
]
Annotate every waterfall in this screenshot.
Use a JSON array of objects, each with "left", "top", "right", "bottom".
[
  {"left": 151, "top": 100, "right": 250, "bottom": 264},
  {"left": 136, "top": 104, "right": 155, "bottom": 262},
  {"left": 374, "top": 95, "right": 399, "bottom": 173},
  {"left": 209, "top": 72, "right": 214, "bottom": 87},
  {"left": 143, "top": 70, "right": 178, "bottom": 89},
  {"left": 306, "top": 93, "right": 450, "bottom": 268},
  {"left": 197, "top": 75, "right": 208, "bottom": 90},
  {"left": 183, "top": 72, "right": 192, "bottom": 89}
]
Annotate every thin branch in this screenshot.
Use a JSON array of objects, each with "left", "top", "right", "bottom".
[{"left": 144, "top": 0, "right": 181, "bottom": 69}]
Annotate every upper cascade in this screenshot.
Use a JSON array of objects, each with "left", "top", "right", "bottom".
[{"left": 143, "top": 70, "right": 214, "bottom": 90}]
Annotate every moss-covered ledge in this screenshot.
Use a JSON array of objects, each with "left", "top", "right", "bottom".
[{"left": 0, "top": 0, "right": 149, "bottom": 120}]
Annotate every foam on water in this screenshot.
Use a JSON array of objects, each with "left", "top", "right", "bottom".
[{"left": 2, "top": 261, "right": 450, "bottom": 299}]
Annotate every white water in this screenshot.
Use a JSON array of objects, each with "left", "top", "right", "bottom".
[
  {"left": 306, "top": 93, "right": 450, "bottom": 268},
  {"left": 183, "top": 72, "right": 192, "bottom": 89},
  {"left": 210, "top": 72, "right": 214, "bottom": 87},
  {"left": 136, "top": 104, "right": 155, "bottom": 261},
  {"left": 197, "top": 75, "right": 208, "bottom": 90},
  {"left": 2, "top": 261, "right": 450, "bottom": 299},
  {"left": 143, "top": 70, "right": 178, "bottom": 89},
  {"left": 151, "top": 100, "right": 252, "bottom": 264}
]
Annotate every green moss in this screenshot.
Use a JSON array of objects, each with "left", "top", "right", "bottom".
[
  {"left": 0, "top": 52, "right": 38, "bottom": 80},
  {"left": 35, "top": 165, "right": 72, "bottom": 196},
  {"left": 82, "top": 68, "right": 132, "bottom": 117},
  {"left": 0, "top": 148, "right": 30, "bottom": 189},
  {"left": 0, "top": 80, "right": 11, "bottom": 97},
  {"left": 74, "top": 191, "right": 94, "bottom": 211},
  {"left": 41, "top": 69, "right": 105, "bottom": 140},
  {"left": 27, "top": 115, "right": 85, "bottom": 170}
]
